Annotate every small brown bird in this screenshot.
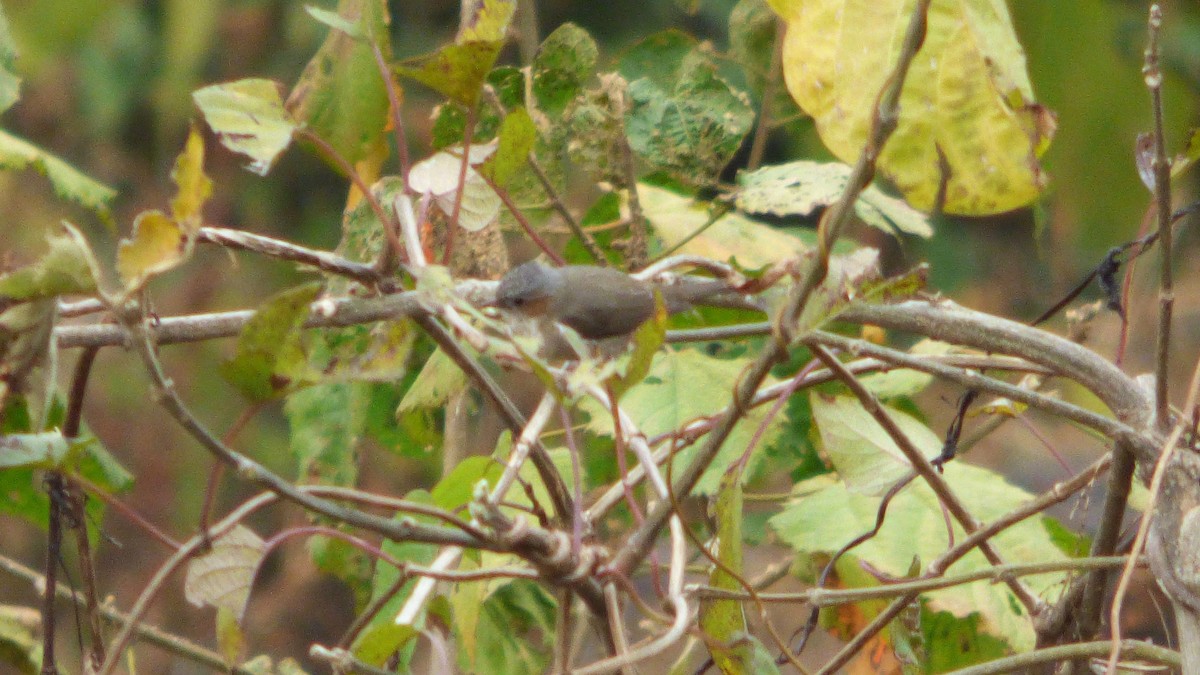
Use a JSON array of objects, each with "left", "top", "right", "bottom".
[{"left": 494, "top": 261, "right": 734, "bottom": 339}]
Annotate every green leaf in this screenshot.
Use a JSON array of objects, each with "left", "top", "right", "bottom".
[
  {"left": 809, "top": 392, "right": 941, "bottom": 496},
  {"left": 769, "top": 0, "right": 1053, "bottom": 215},
  {"left": 285, "top": 380, "right": 368, "bottom": 487},
  {"left": 194, "top": 78, "right": 296, "bottom": 176},
  {"left": 736, "top": 161, "right": 932, "bottom": 238},
  {"left": 583, "top": 347, "right": 784, "bottom": 494},
  {"left": 769, "top": 465, "right": 1072, "bottom": 652},
  {"left": 617, "top": 30, "right": 697, "bottom": 89},
  {"left": 608, "top": 296, "right": 666, "bottom": 398},
  {"left": 462, "top": 580, "right": 555, "bottom": 675},
  {"left": 221, "top": 283, "right": 321, "bottom": 402},
  {"left": 352, "top": 623, "right": 417, "bottom": 668},
  {"left": 352, "top": 493, "right": 439, "bottom": 668},
  {"left": 116, "top": 210, "right": 191, "bottom": 290},
  {"left": 0, "top": 425, "right": 130, "bottom": 530},
  {"left": 562, "top": 75, "right": 626, "bottom": 184},
  {"left": 921, "top": 608, "right": 1010, "bottom": 671},
  {"left": 730, "top": 0, "right": 797, "bottom": 121},
  {"left": 432, "top": 456, "right": 503, "bottom": 512},
  {"left": 0, "top": 6, "right": 21, "bottom": 115},
  {"left": 288, "top": 0, "right": 391, "bottom": 168},
  {"left": 0, "top": 129, "right": 116, "bottom": 222},
  {"left": 624, "top": 47, "right": 755, "bottom": 186},
  {"left": 532, "top": 23, "right": 597, "bottom": 117},
  {"left": 397, "top": 349, "right": 468, "bottom": 413},
  {"left": 0, "top": 225, "right": 99, "bottom": 302},
  {"left": 480, "top": 107, "right": 535, "bottom": 188},
  {"left": 169, "top": 125, "right": 212, "bottom": 231}
]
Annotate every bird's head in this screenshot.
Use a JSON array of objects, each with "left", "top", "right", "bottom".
[{"left": 494, "top": 261, "right": 563, "bottom": 318}]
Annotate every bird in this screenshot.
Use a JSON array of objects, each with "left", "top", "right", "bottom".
[{"left": 494, "top": 260, "right": 737, "bottom": 340}]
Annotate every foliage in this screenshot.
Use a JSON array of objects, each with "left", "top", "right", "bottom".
[{"left": 0, "top": 0, "right": 1194, "bottom": 674}]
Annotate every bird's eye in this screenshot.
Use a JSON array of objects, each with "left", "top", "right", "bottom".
[{"left": 512, "top": 297, "right": 525, "bottom": 307}]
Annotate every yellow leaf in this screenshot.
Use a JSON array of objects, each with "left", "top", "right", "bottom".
[
  {"left": 170, "top": 125, "right": 212, "bottom": 230},
  {"left": 771, "top": 0, "right": 1054, "bottom": 216},
  {"left": 639, "top": 183, "right": 810, "bottom": 267},
  {"left": 116, "top": 210, "right": 191, "bottom": 289}
]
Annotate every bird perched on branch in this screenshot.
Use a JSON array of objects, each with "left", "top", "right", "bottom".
[{"left": 494, "top": 260, "right": 744, "bottom": 340}]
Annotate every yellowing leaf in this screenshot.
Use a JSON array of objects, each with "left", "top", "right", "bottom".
[
  {"left": 459, "top": 0, "right": 515, "bottom": 43},
  {"left": 170, "top": 125, "right": 212, "bottom": 230},
  {"left": 117, "top": 210, "right": 191, "bottom": 289},
  {"left": 395, "top": 42, "right": 502, "bottom": 107},
  {"left": 639, "top": 183, "right": 812, "bottom": 267},
  {"left": 770, "top": 0, "right": 1054, "bottom": 215},
  {"left": 194, "top": 78, "right": 297, "bottom": 176}
]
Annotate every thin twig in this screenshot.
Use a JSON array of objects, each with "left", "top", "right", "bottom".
[
  {"left": 482, "top": 85, "right": 607, "bottom": 264},
  {"left": 63, "top": 346, "right": 105, "bottom": 670},
  {"left": 0, "top": 553, "right": 260, "bottom": 675},
  {"left": 1106, "top": 337, "right": 1200, "bottom": 671},
  {"left": 817, "top": 452, "right": 1111, "bottom": 674},
  {"left": 296, "top": 128, "right": 405, "bottom": 268},
  {"left": 745, "top": 18, "right": 784, "bottom": 171},
  {"left": 691, "top": 555, "right": 1132, "bottom": 605},
  {"left": 1144, "top": 3, "right": 1173, "bottom": 432},
  {"left": 810, "top": 345, "right": 1043, "bottom": 615},
  {"left": 442, "top": 106, "right": 478, "bottom": 264}
]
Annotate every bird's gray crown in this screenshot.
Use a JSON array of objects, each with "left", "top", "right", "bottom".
[{"left": 495, "top": 261, "right": 563, "bottom": 310}]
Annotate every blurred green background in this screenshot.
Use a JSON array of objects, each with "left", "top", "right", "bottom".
[{"left": 2, "top": 0, "right": 1199, "bottom": 669}]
